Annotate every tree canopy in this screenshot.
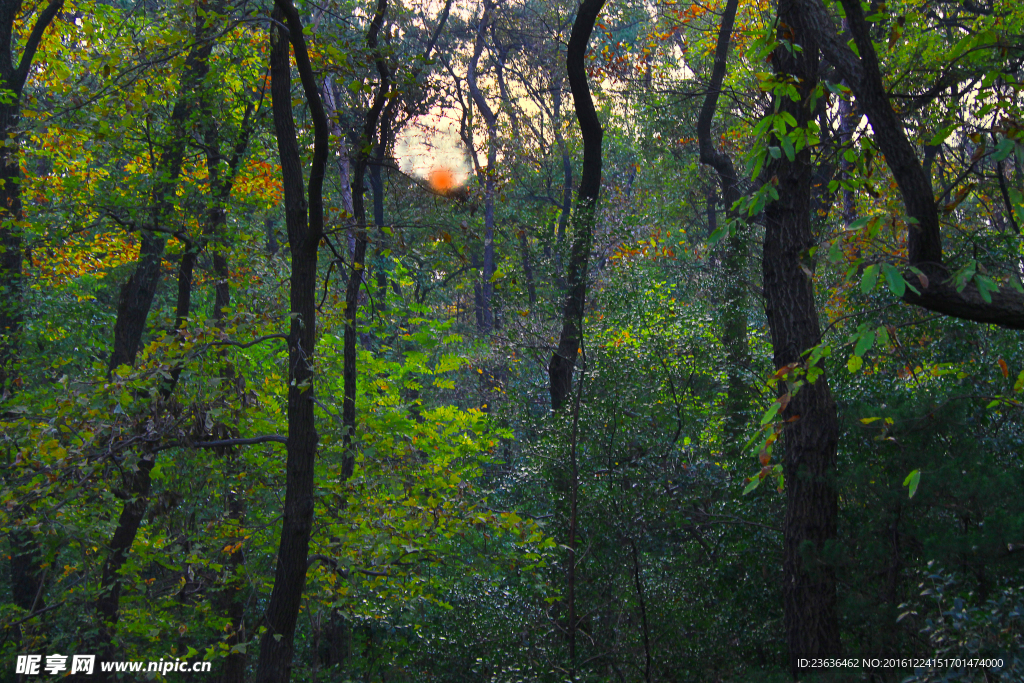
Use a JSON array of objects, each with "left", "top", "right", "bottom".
[{"left": 1, "top": 0, "right": 1023, "bottom": 681}]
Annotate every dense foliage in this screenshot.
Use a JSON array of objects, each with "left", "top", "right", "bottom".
[{"left": 1, "top": 0, "right": 1022, "bottom": 681}]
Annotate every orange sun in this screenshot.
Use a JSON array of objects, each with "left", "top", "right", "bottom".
[{"left": 428, "top": 166, "right": 458, "bottom": 194}]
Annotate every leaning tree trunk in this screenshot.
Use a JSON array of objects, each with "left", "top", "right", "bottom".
[
  {"left": 548, "top": 0, "right": 606, "bottom": 411},
  {"left": 795, "top": 0, "right": 1024, "bottom": 328},
  {"left": 107, "top": 13, "right": 219, "bottom": 372},
  {"left": 762, "top": 0, "right": 841, "bottom": 672},
  {"left": 253, "top": 0, "right": 329, "bottom": 680}
]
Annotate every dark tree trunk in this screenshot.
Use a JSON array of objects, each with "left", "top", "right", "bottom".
[
  {"left": 208, "top": 120, "right": 248, "bottom": 683},
  {"left": 467, "top": 0, "right": 497, "bottom": 333},
  {"left": 548, "top": 0, "right": 606, "bottom": 411},
  {"left": 107, "top": 20, "right": 217, "bottom": 372},
  {"left": 369, "top": 142, "right": 388, "bottom": 310},
  {"left": 342, "top": 0, "right": 390, "bottom": 479},
  {"left": 762, "top": 1, "right": 841, "bottom": 671},
  {"left": 254, "top": 0, "right": 329, "bottom": 679},
  {"left": 90, "top": 458, "right": 155, "bottom": 680},
  {"left": 519, "top": 229, "right": 537, "bottom": 306},
  {"left": 629, "top": 538, "right": 652, "bottom": 683},
  {"left": 83, "top": 70, "right": 257, "bottom": 681},
  {"left": 695, "top": 0, "right": 748, "bottom": 458},
  {"left": 214, "top": 247, "right": 247, "bottom": 683},
  {"left": 0, "top": 1, "right": 64, "bottom": 645},
  {"left": 0, "top": 0, "right": 64, "bottom": 391}
]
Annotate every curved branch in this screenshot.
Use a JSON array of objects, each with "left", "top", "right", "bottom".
[
  {"left": 695, "top": 0, "right": 739, "bottom": 189},
  {"left": 13, "top": 0, "right": 65, "bottom": 93}
]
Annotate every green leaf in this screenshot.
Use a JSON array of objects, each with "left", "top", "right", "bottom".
[
  {"left": 928, "top": 122, "right": 957, "bottom": 146},
  {"left": 760, "top": 401, "right": 781, "bottom": 425},
  {"left": 708, "top": 224, "right": 727, "bottom": 246},
  {"left": 881, "top": 263, "right": 906, "bottom": 297},
  {"left": 975, "top": 274, "right": 999, "bottom": 303},
  {"left": 780, "top": 135, "right": 796, "bottom": 161},
  {"left": 955, "top": 261, "right": 977, "bottom": 292},
  {"left": 854, "top": 329, "right": 876, "bottom": 357},
  {"left": 847, "top": 355, "right": 863, "bottom": 373},
  {"left": 993, "top": 137, "right": 1015, "bottom": 161},
  {"left": 828, "top": 238, "right": 844, "bottom": 264},
  {"left": 903, "top": 469, "right": 921, "bottom": 499},
  {"left": 742, "top": 477, "right": 762, "bottom": 495},
  {"left": 860, "top": 264, "right": 879, "bottom": 294}
]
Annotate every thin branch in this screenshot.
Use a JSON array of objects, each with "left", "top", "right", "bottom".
[{"left": 192, "top": 435, "right": 288, "bottom": 448}]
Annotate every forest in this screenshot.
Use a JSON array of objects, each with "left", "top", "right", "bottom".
[{"left": 0, "top": 0, "right": 1022, "bottom": 680}]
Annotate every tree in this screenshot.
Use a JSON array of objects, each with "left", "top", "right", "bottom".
[
  {"left": 798, "top": 0, "right": 1024, "bottom": 328},
  {"left": 0, "top": 0, "right": 64, "bottom": 390},
  {"left": 253, "top": 0, "right": 328, "bottom": 679},
  {"left": 760, "top": 0, "right": 842, "bottom": 669},
  {"left": 695, "top": 0, "right": 750, "bottom": 459},
  {"left": 548, "top": 0, "right": 606, "bottom": 412}
]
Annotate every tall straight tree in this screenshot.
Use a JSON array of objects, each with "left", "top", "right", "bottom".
[
  {"left": 342, "top": 0, "right": 389, "bottom": 478},
  {"left": 761, "top": 0, "right": 841, "bottom": 670},
  {"left": 548, "top": 0, "right": 606, "bottom": 411},
  {"left": 254, "top": 0, "right": 329, "bottom": 679}
]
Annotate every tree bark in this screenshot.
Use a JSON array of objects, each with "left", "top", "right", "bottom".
[
  {"left": 254, "top": 0, "right": 329, "bottom": 679},
  {"left": 762, "top": 1, "right": 841, "bottom": 671},
  {"left": 548, "top": 0, "right": 606, "bottom": 411}
]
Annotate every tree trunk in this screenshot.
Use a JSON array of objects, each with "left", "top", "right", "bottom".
[
  {"left": 254, "top": 0, "right": 329, "bottom": 679},
  {"left": 762, "top": 1, "right": 841, "bottom": 671},
  {"left": 548, "top": 0, "right": 606, "bottom": 411},
  {"left": 341, "top": 0, "right": 389, "bottom": 480},
  {"left": 0, "top": 0, "right": 65, "bottom": 390},
  {"left": 467, "top": 0, "right": 498, "bottom": 333},
  {"left": 519, "top": 229, "right": 537, "bottom": 306},
  {"left": 695, "top": 0, "right": 748, "bottom": 458},
  {"left": 107, "top": 19, "right": 218, "bottom": 372},
  {"left": 0, "top": 0, "right": 65, "bottom": 643}
]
